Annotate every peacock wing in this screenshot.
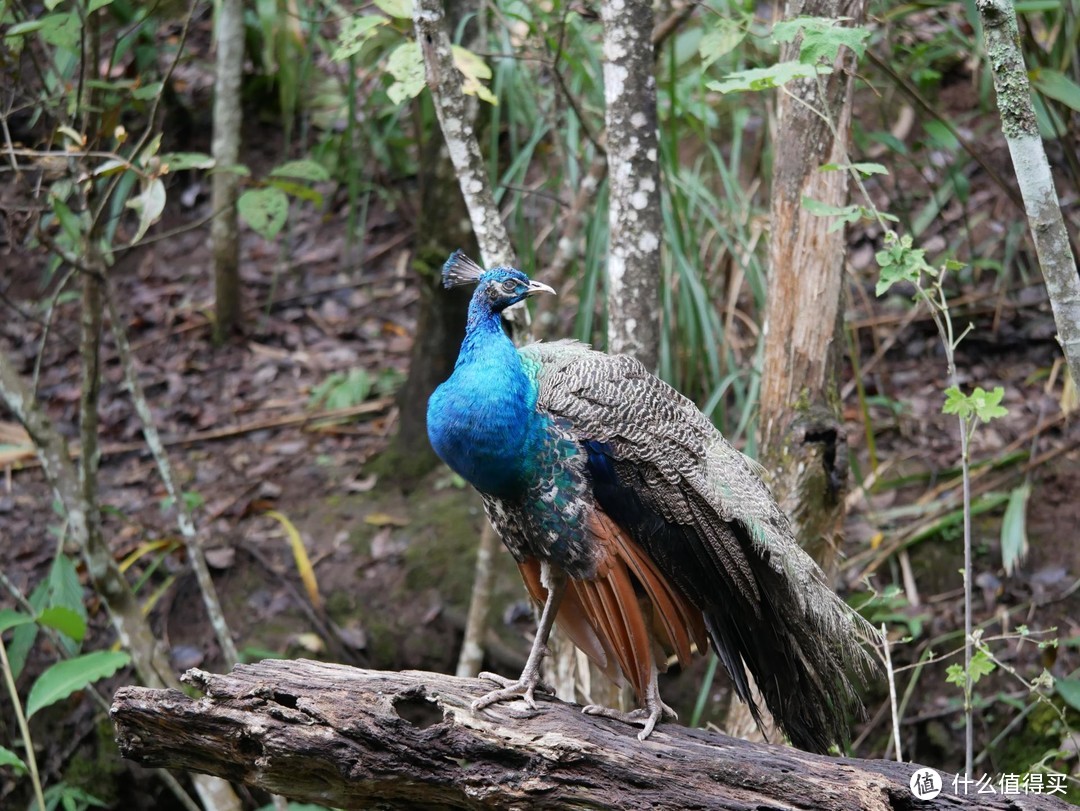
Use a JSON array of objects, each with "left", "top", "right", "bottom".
[{"left": 521, "top": 340, "right": 877, "bottom": 753}]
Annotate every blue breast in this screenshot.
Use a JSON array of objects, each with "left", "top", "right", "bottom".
[{"left": 427, "top": 324, "right": 545, "bottom": 499}]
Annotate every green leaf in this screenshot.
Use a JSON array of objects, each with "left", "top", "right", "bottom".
[
  {"left": 268, "top": 179, "right": 324, "bottom": 206},
  {"left": 310, "top": 369, "right": 372, "bottom": 410},
  {"left": 923, "top": 119, "right": 960, "bottom": 151},
  {"left": 331, "top": 15, "right": 386, "bottom": 61},
  {"left": 92, "top": 158, "right": 129, "bottom": 178},
  {"left": 386, "top": 41, "right": 425, "bottom": 105},
  {"left": 942, "top": 386, "right": 972, "bottom": 419},
  {"left": 5, "top": 19, "right": 49, "bottom": 38},
  {"left": 0, "top": 745, "right": 28, "bottom": 776},
  {"left": 0, "top": 609, "right": 35, "bottom": 633},
  {"left": 945, "top": 662, "right": 965, "bottom": 687},
  {"left": 270, "top": 159, "right": 330, "bottom": 182},
  {"left": 699, "top": 21, "right": 745, "bottom": 67},
  {"left": 37, "top": 606, "right": 87, "bottom": 643},
  {"left": 1031, "top": 68, "right": 1080, "bottom": 113},
  {"left": 25, "top": 650, "right": 130, "bottom": 718},
  {"left": 130, "top": 81, "right": 163, "bottom": 101},
  {"left": 969, "top": 649, "right": 995, "bottom": 683},
  {"left": 125, "top": 178, "right": 166, "bottom": 243},
  {"left": 51, "top": 196, "right": 84, "bottom": 244},
  {"left": 373, "top": 0, "right": 412, "bottom": 18},
  {"left": 1056, "top": 677, "right": 1080, "bottom": 712},
  {"left": 971, "top": 386, "right": 1008, "bottom": 422},
  {"left": 772, "top": 16, "right": 870, "bottom": 63},
  {"left": 238, "top": 188, "right": 289, "bottom": 240},
  {"left": 1001, "top": 482, "right": 1030, "bottom": 576},
  {"left": 453, "top": 46, "right": 497, "bottom": 105},
  {"left": 160, "top": 152, "right": 216, "bottom": 172},
  {"left": 87, "top": 0, "right": 115, "bottom": 11},
  {"left": 875, "top": 231, "right": 935, "bottom": 296},
  {"left": 37, "top": 13, "right": 80, "bottom": 52},
  {"left": 42, "top": 553, "right": 87, "bottom": 658},
  {"left": 707, "top": 61, "right": 827, "bottom": 93}
]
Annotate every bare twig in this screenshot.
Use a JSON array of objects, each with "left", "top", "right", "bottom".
[{"left": 103, "top": 287, "right": 240, "bottom": 667}]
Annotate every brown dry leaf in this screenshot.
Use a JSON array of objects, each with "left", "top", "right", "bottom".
[{"left": 0, "top": 420, "right": 34, "bottom": 465}]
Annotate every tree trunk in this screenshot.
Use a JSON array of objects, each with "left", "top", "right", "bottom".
[
  {"left": 111, "top": 660, "right": 1070, "bottom": 810},
  {"left": 211, "top": 0, "right": 244, "bottom": 344},
  {"left": 758, "top": 0, "right": 867, "bottom": 575},
  {"left": 977, "top": 0, "right": 1080, "bottom": 389},
  {"left": 602, "top": 0, "right": 662, "bottom": 369}
]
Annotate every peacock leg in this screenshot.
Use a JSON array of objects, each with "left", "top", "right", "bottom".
[
  {"left": 582, "top": 662, "right": 677, "bottom": 740},
  {"left": 473, "top": 561, "right": 567, "bottom": 712}
]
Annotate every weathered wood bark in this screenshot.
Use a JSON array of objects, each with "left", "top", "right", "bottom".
[
  {"left": 602, "top": 0, "right": 662, "bottom": 368},
  {"left": 111, "top": 660, "right": 1069, "bottom": 810},
  {"left": 758, "top": 0, "right": 867, "bottom": 574}
]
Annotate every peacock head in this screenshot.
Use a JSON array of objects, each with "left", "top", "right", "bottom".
[{"left": 442, "top": 250, "right": 555, "bottom": 313}]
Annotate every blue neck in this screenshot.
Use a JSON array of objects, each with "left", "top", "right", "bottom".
[{"left": 427, "top": 301, "right": 541, "bottom": 498}]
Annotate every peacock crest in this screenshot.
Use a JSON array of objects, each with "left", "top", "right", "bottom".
[{"left": 442, "top": 250, "right": 486, "bottom": 289}]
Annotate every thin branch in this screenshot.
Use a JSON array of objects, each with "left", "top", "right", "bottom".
[{"left": 103, "top": 286, "right": 240, "bottom": 667}]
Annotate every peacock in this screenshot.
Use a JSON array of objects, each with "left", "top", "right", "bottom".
[{"left": 426, "top": 251, "right": 877, "bottom": 752}]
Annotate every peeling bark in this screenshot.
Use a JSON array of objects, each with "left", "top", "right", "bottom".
[
  {"left": 111, "top": 660, "right": 1070, "bottom": 810},
  {"left": 977, "top": 0, "right": 1080, "bottom": 389},
  {"left": 758, "top": 0, "right": 867, "bottom": 574},
  {"left": 602, "top": 0, "right": 662, "bottom": 369}
]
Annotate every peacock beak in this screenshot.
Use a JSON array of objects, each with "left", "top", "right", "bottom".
[{"left": 526, "top": 280, "right": 556, "bottom": 297}]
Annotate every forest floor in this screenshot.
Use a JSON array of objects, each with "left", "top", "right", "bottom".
[{"left": 3, "top": 47, "right": 1080, "bottom": 811}]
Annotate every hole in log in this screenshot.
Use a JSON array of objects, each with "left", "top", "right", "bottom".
[
  {"left": 272, "top": 691, "right": 299, "bottom": 709},
  {"left": 238, "top": 733, "right": 263, "bottom": 756},
  {"left": 393, "top": 691, "right": 442, "bottom": 729}
]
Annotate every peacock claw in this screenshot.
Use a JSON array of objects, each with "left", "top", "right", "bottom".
[
  {"left": 582, "top": 700, "right": 678, "bottom": 741},
  {"left": 472, "top": 671, "right": 554, "bottom": 712}
]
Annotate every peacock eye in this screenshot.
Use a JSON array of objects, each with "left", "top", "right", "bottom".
[{"left": 501, "top": 280, "right": 519, "bottom": 294}]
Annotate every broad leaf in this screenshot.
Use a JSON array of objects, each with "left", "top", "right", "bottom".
[
  {"left": 238, "top": 188, "right": 289, "bottom": 240},
  {"left": 0, "top": 609, "right": 34, "bottom": 633},
  {"left": 160, "top": 152, "right": 216, "bottom": 172},
  {"left": 331, "top": 16, "right": 386, "bottom": 61},
  {"left": 772, "top": 16, "right": 870, "bottom": 62},
  {"left": 386, "top": 42, "right": 425, "bottom": 105},
  {"left": 125, "top": 178, "right": 166, "bottom": 243},
  {"left": 0, "top": 745, "right": 28, "bottom": 776},
  {"left": 25, "top": 650, "right": 131, "bottom": 719},
  {"left": 452, "top": 46, "right": 497, "bottom": 106},
  {"left": 36, "top": 605, "right": 86, "bottom": 643},
  {"left": 707, "top": 62, "right": 827, "bottom": 94},
  {"left": 1056, "top": 677, "right": 1080, "bottom": 712},
  {"left": 270, "top": 159, "right": 330, "bottom": 182},
  {"left": 1032, "top": 68, "right": 1080, "bottom": 113},
  {"left": 699, "top": 21, "right": 745, "bottom": 67},
  {"left": 373, "top": 0, "right": 411, "bottom": 18}
]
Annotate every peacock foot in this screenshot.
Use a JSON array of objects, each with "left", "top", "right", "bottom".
[
  {"left": 472, "top": 670, "right": 555, "bottom": 712},
  {"left": 583, "top": 698, "right": 678, "bottom": 741}
]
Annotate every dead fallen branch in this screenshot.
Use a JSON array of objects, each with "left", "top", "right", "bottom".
[{"left": 111, "top": 659, "right": 1067, "bottom": 810}]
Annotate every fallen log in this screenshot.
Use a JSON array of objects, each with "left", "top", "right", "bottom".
[{"left": 110, "top": 659, "right": 1067, "bottom": 810}]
